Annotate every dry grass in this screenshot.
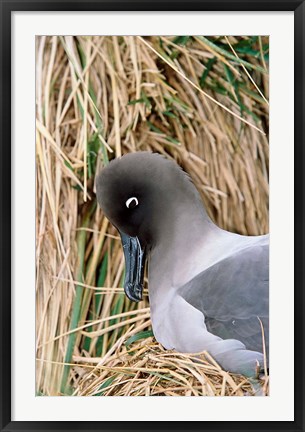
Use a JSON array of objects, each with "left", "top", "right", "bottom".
[{"left": 36, "top": 35, "right": 269, "bottom": 396}]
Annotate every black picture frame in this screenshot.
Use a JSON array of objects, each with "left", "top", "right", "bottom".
[{"left": 1, "top": 1, "right": 304, "bottom": 431}]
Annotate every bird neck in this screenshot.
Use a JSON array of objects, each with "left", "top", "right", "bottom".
[{"left": 148, "top": 194, "right": 222, "bottom": 293}]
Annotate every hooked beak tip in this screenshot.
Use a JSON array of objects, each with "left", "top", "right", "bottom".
[{"left": 124, "top": 283, "right": 143, "bottom": 302}]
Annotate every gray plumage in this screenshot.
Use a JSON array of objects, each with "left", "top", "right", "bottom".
[
  {"left": 96, "top": 152, "right": 269, "bottom": 377},
  {"left": 180, "top": 244, "right": 269, "bottom": 355}
]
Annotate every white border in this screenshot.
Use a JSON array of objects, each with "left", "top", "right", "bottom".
[{"left": 12, "top": 11, "right": 294, "bottom": 422}]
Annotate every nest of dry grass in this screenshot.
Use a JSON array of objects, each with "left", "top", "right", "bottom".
[{"left": 36, "top": 35, "right": 269, "bottom": 396}]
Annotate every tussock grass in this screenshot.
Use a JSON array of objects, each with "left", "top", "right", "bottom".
[{"left": 36, "top": 35, "right": 269, "bottom": 396}]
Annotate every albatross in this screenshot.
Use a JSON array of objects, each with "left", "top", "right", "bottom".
[{"left": 96, "top": 152, "right": 269, "bottom": 377}]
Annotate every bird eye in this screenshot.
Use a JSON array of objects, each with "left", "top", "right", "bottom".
[{"left": 126, "top": 197, "right": 139, "bottom": 209}]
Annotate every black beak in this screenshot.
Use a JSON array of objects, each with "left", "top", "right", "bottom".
[{"left": 119, "top": 231, "right": 146, "bottom": 302}]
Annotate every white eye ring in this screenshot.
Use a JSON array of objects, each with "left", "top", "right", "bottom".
[{"left": 126, "top": 197, "right": 139, "bottom": 209}]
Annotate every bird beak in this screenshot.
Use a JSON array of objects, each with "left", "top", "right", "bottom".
[{"left": 119, "top": 231, "right": 146, "bottom": 302}]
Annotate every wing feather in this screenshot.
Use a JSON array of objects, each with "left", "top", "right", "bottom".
[{"left": 179, "top": 243, "right": 269, "bottom": 355}]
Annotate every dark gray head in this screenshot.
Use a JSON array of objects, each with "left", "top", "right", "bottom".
[
  {"left": 96, "top": 151, "right": 203, "bottom": 301},
  {"left": 96, "top": 152, "right": 201, "bottom": 244}
]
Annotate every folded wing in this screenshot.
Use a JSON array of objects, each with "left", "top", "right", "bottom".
[{"left": 179, "top": 243, "right": 269, "bottom": 356}]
